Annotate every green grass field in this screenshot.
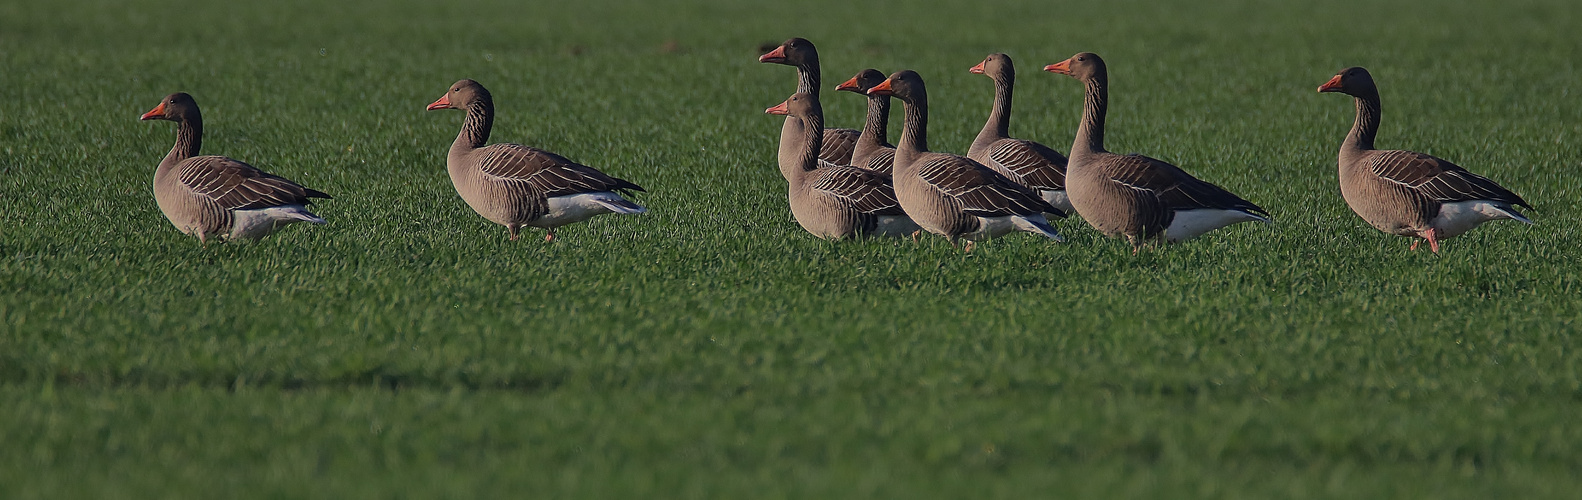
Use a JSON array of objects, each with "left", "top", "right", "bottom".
[{"left": 4, "top": 0, "right": 1581, "bottom": 497}]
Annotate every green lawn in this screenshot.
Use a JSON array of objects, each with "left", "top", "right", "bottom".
[{"left": 3, "top": 0, "right": 1581, "bottom": 497}]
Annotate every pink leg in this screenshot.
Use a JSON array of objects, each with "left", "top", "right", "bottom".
[
  {"left": 1410, "top": 239, "right": 1420, "bottom": 251},
  {"left": 544, "top": 229, "right": 556, "bottom": 243},
  {"left": 963, "top": 240, "right": 976, "bottom": 253},
  {"left": 1424, "top": 228, "right": 1440, "bottom": 253}
]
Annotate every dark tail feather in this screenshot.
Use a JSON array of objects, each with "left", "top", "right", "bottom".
[{"left": 613, "top": 179, "right": 646, "bottom": 194}]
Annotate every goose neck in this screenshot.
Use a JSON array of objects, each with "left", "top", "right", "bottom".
[
  {"left": 976, "top": 74, "right": 1014, "bottom": 145},
  {"left": 895, "top": 96, "right": 929, "bottom": 168},
  {"left": 1072, "top": 75, "right": 1108, "bottom": 157},
  {"left": 861, "top": 94, "right": 891, "bottom": 148},
  {"left": 163, "top": 114, "right": 203, "bottom": 168},
  {"left": 456, "top": 99, "right": 493, "bottom": 151},
  {"left": 778, "top": 115, "right": 822, "bottom": 182},
  {"left": 1345, "top": 90, "right": 1381, "bottom": 152}
]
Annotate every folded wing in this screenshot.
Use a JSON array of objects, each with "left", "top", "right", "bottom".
[
  {"left": 177, "top": 156, "right": 329, "bottom": 211},
  {"left": 916, "top": 155, "right": 1062, "bottom": 218}
]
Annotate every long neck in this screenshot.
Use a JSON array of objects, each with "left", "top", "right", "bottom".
[
  {"left": 975, "top": 74, "right": 1013, "bottom": 147},
  {"left": 778, "top": 115, "right": 821, "bottom": 183},
  {"left": 162, "top": 114, "right": 202, "bottom": 168},
  {"left": 895, "top": 93, "right": 929, "bottom": 169},
  {"left": 1344, "top": 89, "right": 1381, "bottom": 152},
  {"left": 455, "top": 98, "right": 493, "bottom": 151},
  {"left": 1072, "top": 75, "right": 1108, "bottom": 157},
  {"left": 796, "top": 60, "right": 820, "bottom": 97},
  {"left": 860, "top": 94, "right": 891, "bottom": 148}
]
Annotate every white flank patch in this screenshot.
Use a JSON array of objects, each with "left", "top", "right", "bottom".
[
  {"left": 229, "top": 205, "right": 324, "bottom": 240},
  {"left": 960, "top": 216, "right": 1018, "bottom": 241},
  {"left": 1041, "top": 189, "right": 1075, "bottom": 217},
  {"left": 961, "top": 215, "right": 1062, "bottom": 242},
  {"left": 1164, "top": 209, "right": 1266, "bottom": 243},
  {"left": 531, "top": 192, "right": 644, "bottom": 229},
  {"left": 1432, "top": 201, "right": 1531, "bottom": 239}
]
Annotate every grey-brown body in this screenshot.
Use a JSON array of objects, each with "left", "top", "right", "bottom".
[
  {"left": 1047, "top": 53, "right": 1267, "bottom": 249},
  {"left": 769, "top": 93, "right": 917, "bottom": 239},
  {"left": 1319, "top": 67, "right": 1531, "bottom": 251},
  {"left": 141, "top": 93, "right": 329, "bottom": 243},
  {"left": 868, "top": 71, "right": 1064, "bottom": 247},
  {"left": 428, "top": 79, "right": 646, "bottom": 241}
]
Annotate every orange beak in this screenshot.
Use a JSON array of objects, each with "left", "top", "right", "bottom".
[
  {"left": 1043, "top": 59, "right": 1072, "bottom": 75},
  {"left": 835, "top": 75, "right": 862, "bottom": 92},
  {"left": 867, "top": 78, "right": 895, "bottom": 96},
  {"left": 765, "top": 100, "right": 790, "bottom": 115},
  {"left": 1317, "top": 74, "right": 1344, "bottom": 93},
  {"left": 426, "top": 94, "right": 451, "bottom": 111},
  {"left": 758, "top": 45, "right": 787, "bottom": 63},
  {"left": 969, "top": 60, "right": 986, "bottom": 74},
  {"left": 139, "top": 102, "right": 166, "bottom": 121}
]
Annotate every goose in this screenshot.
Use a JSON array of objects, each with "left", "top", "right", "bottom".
[
  {"left": 1045, "top": 53, "right": 1268, "bottom": 252},
  {"left": 1318, "top": 67, "right": 1532, "bottom": 252},
  {"left": 867, "top": 70, "right": 1064, "bottom": 252},
  {"left": 765, "top": 92, "right": 919, "bottom": 239},
  {"left": 834, "top": 68, "right": 896, "bottom": 174},
  {"left": 140, "top": 92, "right": 329, "bottom": 243},
  {"left": 426, "top": 79, "right": 646, "bottom": 242},
  {"left": 967, "top": 53, "right": 1073, "bottom": 216},
  {"left": 759, "top": 37, "right": 861, "bottom": 166}
]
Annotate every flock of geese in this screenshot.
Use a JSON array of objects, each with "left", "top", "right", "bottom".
[{"left": 139, "top": 37, "right": 1533, "bottom": 253}]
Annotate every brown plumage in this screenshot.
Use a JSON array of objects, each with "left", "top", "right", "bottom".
[
  {"left": 765, "top": 93, "right": 918, "bottom": 239},
  {"left": 426, "top": 79, "right": 646, "bottom": 242},
  {"left": 867, "top": 70, "right": 1064, "bottom": 250},
  {"left": 967, "top": 53, "right": 1072, "bottom": 216},
  {"left": 834, "top": 69, "right": 896, "bottom": 174},
  {"left": 759, "top": 37, "right": 860, "bottom": 166},
  {"left": 1046, "top": 53, "right": 1267, "bottom": 252},
  {"left": 1318, "top": 67, "right": 1532, "bottom": 253},
  {"left": 140, "top": 93, "right": 329, "bottom": 243}
]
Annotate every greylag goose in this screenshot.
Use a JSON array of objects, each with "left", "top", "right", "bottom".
[
  {"left": 140, "top": 92, "right": 330, "bottom": 243},
  {"left": 765, "top": 93, "right": 920, "bottom": 239},
  {"left": 967, "top": 53, "right": 1073, "bottom": 216},
  {"left": 426, "top": 79, "right": 646, "bottom": 242},
  {"left": 867, "top": 70, "right": 1065, "bottom": 251},
  {"left": 1318, "top": 67, "right": 1532, "bottom": 253},
  {"left": 1045, "top": 53, "right": 1268, "bottom": 252},
  {"left": 834, "top": 69, "right": 896, "bottom": 174},
  {"left": 759, "top": 37, "right": 860, "bottom": 166}
]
